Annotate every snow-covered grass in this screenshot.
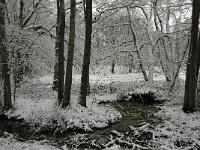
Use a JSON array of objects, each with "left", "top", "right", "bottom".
[
  {"left": 152, "top": 105, "right": 200, "bottom": 149},
  {"left": 0, "top": 135, "right": 59, "bottom": 150},
  {"left": 9, "top": 98, "right": 122, "bottom": 132}
]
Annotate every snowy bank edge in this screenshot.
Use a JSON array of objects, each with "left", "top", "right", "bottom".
[{"left": 8, "top": 99, "right": 122, "bottom": 132}]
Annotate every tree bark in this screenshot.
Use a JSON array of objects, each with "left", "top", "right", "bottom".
[
  {"left": 183, "top": 0, "right": 200, "bottom": 112},
  {"left": 53, "top": 0, "right": 60, "bottom": 91},
  {"left": 0, "top": 0, "right": 12, "bottom": 110},
  {"left": 58, "top": 0, "right": 65, "bottom": 104},
  {"left": 63, "top": 0, "right": 76, "bottom": 108},
  {"left": 79, "top": 0, "right": 92, "bottom": 107}
]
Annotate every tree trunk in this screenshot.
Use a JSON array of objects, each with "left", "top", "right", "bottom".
[
  {"left": 159, "top": 39, "right": 172, "bottom": 83},
  {"left": 63, "top": 0, "right": 76, "bottom": 108},
  {"left": 152, "top": 0, "right": 163, "bottom": 32},
  {"left": 183, "top": 0, "right": 200, "bottom": 112},
  {"left": 58, "top": 0, "right": 65, "bottom": 104},
  {"left": 126, "top": 7, "right": 148, "bottom": 81},
  {"left": 79, "top": 0, "right": 92, "bottom": 107},
  {"left": 19, "top": 0, "right": 24, "bottom": 28},
  {"left": 0, "top": 0, "right": 12, "bottom": 110},
  {"left": 111, "top": 58, "right": 115, "bottom": 74},
  {"left": 14, "top": 0, "right": 24, "bottom": 88},
  {"left": 169, "top": 38, "right": 189, "bottom": 92},
  {"left": 166, "top": 0, "right": 170, "bottom": 33},
  {"left": 111, "top": 26, "right": 116, "bottom": 74},
  {"left": 147, "top": 3, "right": 154, "bottom": 83},
  {"left": 0, "top": 46, "right": 1, "bottom": 79},
  {"left": 196, "top": 33, "right": 200, "bottom": 78},
  {"left": 152, "top": 0, "right": 159, "bottom": 31},
  {"left": 53, "top": 0, "right": 60, "bottom": 91}
]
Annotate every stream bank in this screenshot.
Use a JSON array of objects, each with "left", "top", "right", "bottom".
[{"left": 0, "top": 100, "right": 161, "bottom": 149}]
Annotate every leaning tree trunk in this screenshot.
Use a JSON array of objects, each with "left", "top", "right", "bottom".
[
  {"left": 79, "top": 0, "right": 92, "bottom": 107},
  {"left": 0, "top": 0, "right": 12, "bottom": 110},
  {"left": 126, "top": 7, "right": 148, "bottom": 81},
  {"left": 57, "top": 0, "right": 65, "bottom": 104},
  {"left": 183, "top": 0, "right": 200, "bottom": 112},
  {"left": 63, "top": 0, "right": 76, "bottom": 108}
]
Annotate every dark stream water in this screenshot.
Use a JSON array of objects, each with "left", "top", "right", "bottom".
[{"left": 0, "top": 101, "right": 161, "bottom": 149}]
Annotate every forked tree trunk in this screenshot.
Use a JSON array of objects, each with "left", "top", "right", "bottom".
[
  {"left": 0, "top": 0, "right": 12, "bottom": 110},
  {"left": 169, "top": 38, "right": 189, "bottom": 92},
  {"left": 79, "top": 0, "right": 92, "bottom": 107},
  {"left": 63, "top": 0, "right": 76, "bottom": 108},
  {"left": 183, "top": 0, "right": 200, "bottom": 112}
]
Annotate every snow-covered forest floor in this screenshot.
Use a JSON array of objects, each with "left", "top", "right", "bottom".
[{"left": 0, "top": 68, "right": 200, "bottom": 150}]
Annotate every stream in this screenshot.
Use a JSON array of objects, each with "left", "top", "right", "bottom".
[{"left": 0, "top": 101, "right": 161, "bottom": 149}]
